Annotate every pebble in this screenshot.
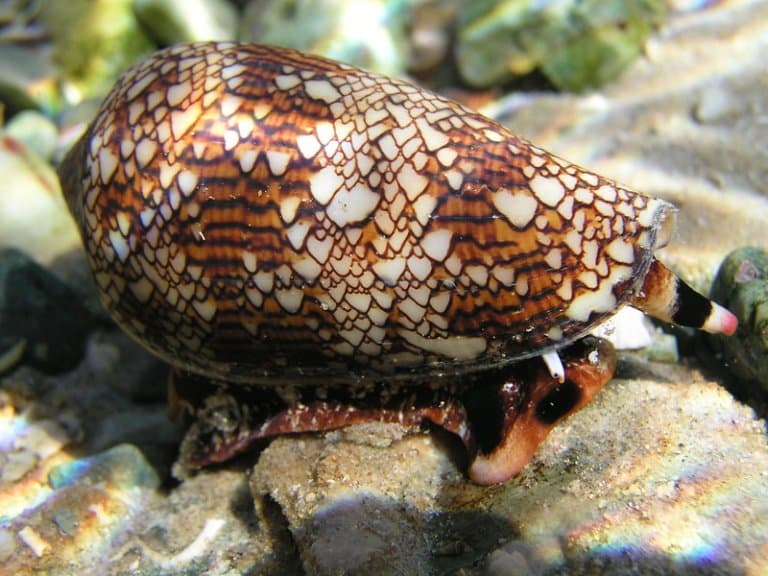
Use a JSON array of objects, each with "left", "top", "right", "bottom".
[
  {"left": 0, "top": 44, "right": 59, "bottom": 112},
  {"left": 708, "top": 246, "right": 768, "bottom": 389},
  {"left": 405, "top": 0, "right": 459, "bottom": 73},
  {"left": 48, "top": 444, "right": 161, "bottom": 490},
  {"left": 0, "top": 249, "right": 95, "bottom": 373},
  {"left": 239, "top": 0, "right": 408, "bottom": 77},
  {"left": 37, "top": 0, "right": 154, "bottom": 102},
  {"left": 0, "top": 528, "right": 15, "bottom": 562},
  {"left": 133, "top": 0, "right": 238, "bottom": 44},
  {"left": 693, "top": 85, "right": 740, "bottom": 123},
  {"left": 17, "top": 526, "right": 50, "bottom": 557},
  {"left": 456, "top": 0, "right": 667, "bottom": 90},
  {"left": 3, "top": 111, "right": 59, "bottom": 161},
  {"left": 0, "top": 137, "right": 82, "bottom": 266}
]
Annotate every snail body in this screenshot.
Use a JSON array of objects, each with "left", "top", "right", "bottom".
[{"left": 60, "top": 43, "right": 736, "bottom": 483}]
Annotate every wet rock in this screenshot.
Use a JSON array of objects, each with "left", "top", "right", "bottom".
[
  {"left": 692, "top": 84, "right": 741, "bottom": 124},
  {"left": 0, "top": 528, "right": 14, "bottom": 562},
  {"left": 0, "top": 327, "right": 291, "bottom": 575},
  {"left": 476, "top": 371, "right": 768, "bottom": 575},
  {"left": 0, "top": 44, "right": 60, "bottom": 113},
  {"left": 121, "top": 468, "right": 298, "bottom": 575},
  {"left": 48, "top": 443, "right": 160, "bottom": 491},
  {"left": 239, "top": 0, "right": 409, "bottom": 77},
  {"left": 250, "top": 429, "right": 465, "bottom": 575},
  {"left": 0, "top": 248, "right": 96, "bottom": 373},
  {"left": 251, "top": 365, "right": 768, "bottom": 575},
  {"left": 0, "top": 388, "right": 82, "bottom": 519},
  {"left": 4, "top": 110, "right": 59, "bottom": 162},
  {"left": 38, "top": 0, "right": 155, "bottom": 102},
  {"left": 0, "top": 339, "right": 26, "bottom": 376},
  {"left": 709, "top": 247, "right": 768, "bottom": 390},
  {"left": 84, "top": 330, "right": 166, "bottom": 402},
  {"left": 133, "top": 0, "right": 239, "bottom": 45},
  {"left": 4, "top": 445, "right": 161, "bottom": 575},
  {"left": 0, "top": 135, "right": 82, "bottom": 266},
  {"left": 404, "top": 0, "right": 460, "bottom": 74},
  {"left": 92, "top": 407, "right": 181, "bottom": 456},
  {"left": 456, "top": 0, "right": 667, "bottom": 90}
]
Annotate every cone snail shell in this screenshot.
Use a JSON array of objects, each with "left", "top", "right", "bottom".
[{"left": 59, "top": 42, "right": 737, "bottom": 387}]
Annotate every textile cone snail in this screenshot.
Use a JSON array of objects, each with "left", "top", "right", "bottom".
[{"left": 59, "top": 43, "right": 737, "bottom": 484}]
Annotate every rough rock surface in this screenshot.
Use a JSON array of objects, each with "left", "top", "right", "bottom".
[
  {"left": 253, "top": 363, "right": 768, "bottom": 575},
  {"left": 709, "top": 247, "right": 768, "bottom": 390}
]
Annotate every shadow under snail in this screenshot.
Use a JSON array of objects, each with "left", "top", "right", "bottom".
[{"left": 59, "top": 42, "right": 737, "bottom": 485}]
